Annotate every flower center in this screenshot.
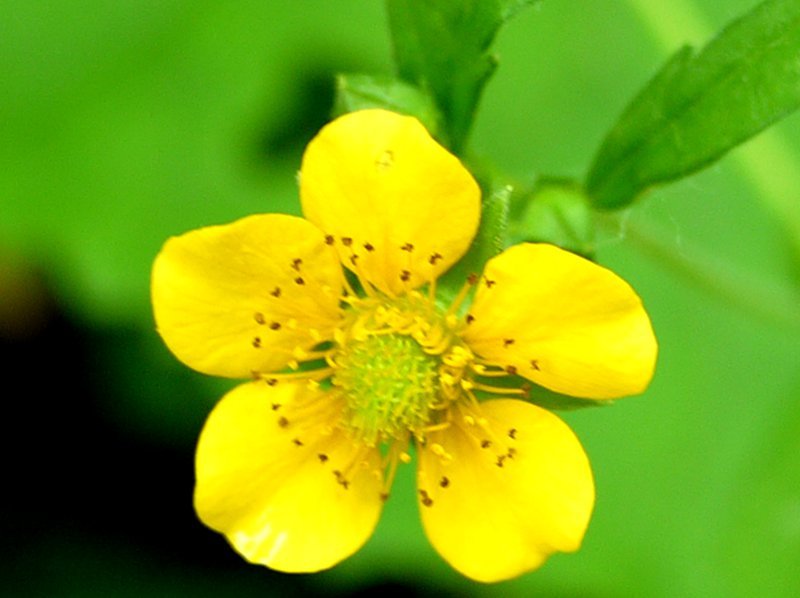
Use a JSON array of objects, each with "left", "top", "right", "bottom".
[
  {"left": 326, "top": 290, "right": 468, "bottom": 446},
  {"left": 333, "top": 332, "right": 438, "bottom": 445}
]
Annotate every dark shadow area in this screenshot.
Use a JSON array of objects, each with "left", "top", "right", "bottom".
[{"left": 0, "top": 272, "right": 460, "bottom": 597}]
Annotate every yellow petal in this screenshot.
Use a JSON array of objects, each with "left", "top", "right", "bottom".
[
  {"left": 195, "top": 380, "right": 385, "bottom": 573},
  {"left": 417, "top": 399, "right": 594, "bottom": 583},
  {"left": 463, "top": 243, "right": 657, "bottom": 399},
  {"left": 151, "top": 214, "right": 343, "bottom": 378},
  {"left": 300, "top": 109, "right": 480, "bottom": 295}
]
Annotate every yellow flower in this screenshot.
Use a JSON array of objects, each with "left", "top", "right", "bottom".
[{"left": 151, "top": 109, "right": 657, "bottom": 583}]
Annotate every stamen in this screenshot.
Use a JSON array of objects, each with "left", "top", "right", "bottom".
[
  {"left": 252, "top": 367, "right": 334, "bottom": 384},
  {"left": 471, "top": 380, "right": 526, "bottom": 396},
  {"left": 445, "top": 273, "right": 479, "bottom": 318}
]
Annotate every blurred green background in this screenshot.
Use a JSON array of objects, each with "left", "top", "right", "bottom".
[{"left": 2, "top": 1, "right": 798, "bottom": 596}]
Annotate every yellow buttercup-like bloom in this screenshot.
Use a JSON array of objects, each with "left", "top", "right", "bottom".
[{"left": 151, "top": 109, "right": 657, "bottom": 583}]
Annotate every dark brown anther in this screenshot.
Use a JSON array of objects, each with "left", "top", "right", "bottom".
[
  {"left": 325, "top": 234, "right": 335, "bottom": 245},
  {"left": 401, "top": 242, "right": 414, "bottom": 252},
  {"left": 292, "top": 438, "right": 303, "bottom": 447},
  {"left": 332, "top": 470, "right": 349, "bottom": 489},
  {"left": 291, "top": 258, "right": 303, "bottom": 271},
  {"left": 419, "top": 489, "right": 433, "bottom": 507},
  {"left": 480, "top": 439, "right": 492, "bottom": 449},
  {"left": 252, "top": 337, "right": 261, "bottom": 348},
  {"left": 507, "top": 447, "right": 517, "bottom": 459},
  {"left": 505, "top": 365, "right": 518, "bottom": 375},
  {"left": 467, "top": 273, "right": 479, "bottom": 285},
  {"left": 318, "top": 453, "right": 329, "bottom": 463},
  {"left": 349, "top": 254, "right": 359, "bottom": 266},
  {"left": 294, "top": 276, "right": 305, "bottom": 285},
  {"left": 270, "top": 286, "right": 282, "bottom": 298},
  {"left": 508, "top": 428, "right": 517, "bottom": 440},
  {"left": 254, "top": 312, "right": 266, "bottom": 325},
  {"left": 341, "top": 237, "right": 353, "bottom": 247},
  {"left": 266, "top": 378, "right": 278, "bottom": 386},
  {"left": 277, "top": 416, "right": 289, "bottom": 428},
  {"left": 466, "top": 314, "right": 475, "bottom": 325},
  {"left": 380, "top": 492, "right": 390, "bottom": 502},
  {"left": 530, "top": 359, "right": 540, "bottom": 371},
  {"left": 503, "top": 338, "right": 515, "bottom": 348},
  {"left": 271, "top": 403, "right": 281, "bottom": 411},
  {"left": 439, "top": 476, "right": 450, "bottom": 488},
  {"left": 400, "top": 270, "right": 411, "bottom": 282},
  {"left": 269, "top": 321, "right": 281, "bottom": 331},
  {"left": 428, "top": 252, "right": 443, "bottom": 265},
  {"left": 484, "top": 277, "right": 496, "bottom": 288},
  {"left": 363, "top": 242, "right": 375, "bottom": 252},
  {"left": 496, "top": 455, "right": 507, "bottom": 468}
]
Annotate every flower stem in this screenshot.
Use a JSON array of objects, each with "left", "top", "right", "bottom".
[{"left": 600, "top": 214, "right": 800, "bottom": 331}]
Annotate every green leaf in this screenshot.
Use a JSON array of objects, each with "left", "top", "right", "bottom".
[
  {"left": 586, "top": 0, "right": 800, "bottom": 209},
  {"left": 386, "top": 0, "right": 539, "bottom": 152},
  {"left": 509, "top": 179, "right": 595, "bottom": 258},
  {"left": 332, "top": 73, "right": 444, "bottom": 139}
]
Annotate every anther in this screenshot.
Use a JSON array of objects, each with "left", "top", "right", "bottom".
[
  {"left": 294, "top": 276, "right": 305, "bottom": 285},
  {"left": 428, "top": 252, "right": 443, "bottom": 265},
  {"left": 503, "top": 338, "right": 515, "bottom": 347},
  {"left": 480, "top": 439, "right": 492, "bottom": 449},
  {"left": 277, "top": 416, "right": 289, "bottom": 428},
  {"left": 318, "top": 453, "right": 329, "bottom": 463},
  {"left": 271, "top": 403, "right": 281, "bottom": 411},
  {"left": 291, "top": 258, "right": 303, "bottom": 271},
  {"left": 254, "top": 312, "right": 265, "bottom": 324},
  {"left": 466, "top": 314, "right": 475, "bottom": 324},
  {"left": 266, "top": 378, "right": 278, "bottom": 386},
  {"left": 439, "top": 476, "right": 450, "bottom": 488},
  {"left": 292, "top": 438, "right": 303, "bottom": 447},
  {"left": 380, "top": 492, "right": 390, "bottom": 502},
  {"left": 419, "top": 489, "right": 434, "bottom": 507},
  {"left": 484, "top": 277, "right": 496, "bottom": 288},
  {"left": 431, "top": 443, "right": 447, "bottom": 457},
  {"left": 400, "top": 270, "right": 411, "bottom": 282},
  {"left": 252, "top": 337, "right": 261, "bottom": 348},
  {"left": 467, "top": 273, "right": 479, "bottom": 285},
  {"left": 341, "top": 237, "right": 353, "bottom": 247},
  {"left": 325, "top": 234, "right": 335, "bottom": 245},
  {"left": 505, "top": 365, "right": 518, "bottom": 375},
  {"left": 270, "top": 286, "right": 282, "bottom": 298},
  {"left": 363, "top": 242, "right": 374, "bottom": 252},
  {"left": 508, "top": 428, "right": 517, "bottom": 440},
  {"left": 401, "top": 242, "right": 414, "bottom": 252},
  {"left": 496, "top": 455, "right": 507, "bottom": 468},
  {"left": 530, "top": 359, "right": 540, "bottom": 371},
  {"left": 269, "top": 321, "right": 281, "bottom": 331},
  {"left": 350, "top": 254, "right": 359, "bottom": 266}
]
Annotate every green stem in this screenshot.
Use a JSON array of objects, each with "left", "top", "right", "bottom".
[{"left": 600, "top": 214, "right": 800, "bottom": 330}]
